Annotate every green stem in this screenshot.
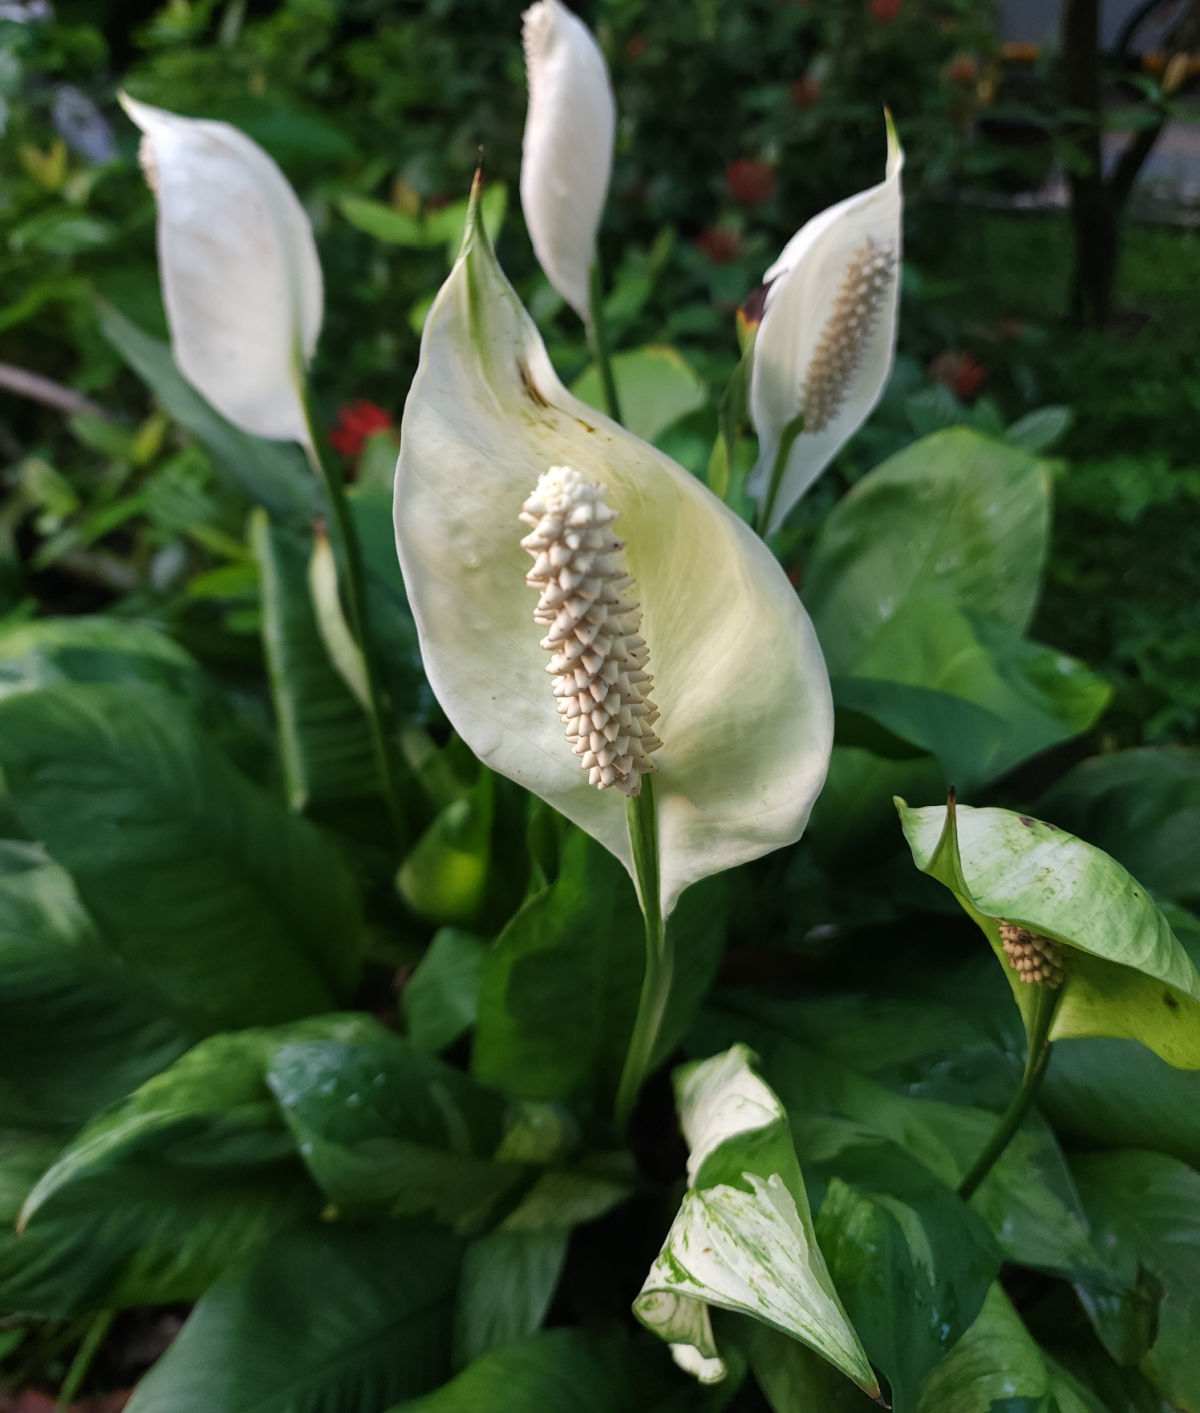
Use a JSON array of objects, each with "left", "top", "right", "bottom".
[
  {"left": 957, "top": 985, "right": 1058, "bottom": 1200},
  {"left": 614, "top": 776, "right": 671, "bottom": 1131},
  {"left": 56, "top": 1309, "right": 113, "bottom": 1412},
  {"left": 587, "top": 262, "right": 623, "bottom": 424},
  {"left": 754, "top": 413, "right": 805, "bottom": 538},
  {"left": 300, "top": 391, "right": 407, "bottom": 848}
]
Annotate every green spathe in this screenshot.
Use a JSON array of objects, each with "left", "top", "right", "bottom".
[
  {"left": 633, "top": 1045, "right": 877, "bottom": 1398},
  {"left": 393, "top": 186, "right": 832, "bottom": 917},
  {"left": 896, "top": 798, "right": 1200, "bottom": 1067}
]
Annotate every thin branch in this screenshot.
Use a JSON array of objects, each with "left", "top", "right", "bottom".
[{"left": 0, "top": 363, "right": 112, "bottom": 421}]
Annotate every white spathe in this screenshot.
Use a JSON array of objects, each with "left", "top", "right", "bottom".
[
  {"left": 120, "top": 93, "right": 323, "bottom": 445},
  {"left": 520, "top": 0, "right": 615, "bottom": 323},
  {"left": 748, "top": 114, "right": 904, "bottom": 534},
  {"left": 393, "top": 190, "right": 833, "bottom": 918}
]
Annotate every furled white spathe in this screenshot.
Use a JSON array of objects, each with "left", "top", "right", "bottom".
[
  {"left": 394, "top": 188, "right": 833, "bottom": 917},
  {"left": 748, "top": 114, "right": 904, "bottom": 535},
  {"left": 520, "top": 0, "right": 615, "bottom": 322},
  {"left": 120, "top": 93, "right": 323, "bottom": 445}
]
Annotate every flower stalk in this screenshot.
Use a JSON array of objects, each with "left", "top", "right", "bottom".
[
  {"left": 615, "top": 775, "right": 671, "bottom": 1131},
  {"left": 299, "top": 391, "right": 407, "bottom": 847},
  {"left": 957, "top": 977, "right": 1059, "bottom": 1200},
  {"left": 587, "top": 261, "right": 623, "bottom": 423}
]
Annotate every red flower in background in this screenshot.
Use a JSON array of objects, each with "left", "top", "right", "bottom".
[
  {"left": 869, "top": 0, "right": 902, "bottom": 20},
  {"left": 694, "top": 227, "right": 742, "bottom": 264},
  {"left": 929, "top": 350, "right": 988, "bottom": 403},
  {"left": 330, "top": 400, "right": 394, "bottom": 459},
  {"left": 946, "top": 52, "right": 980, "bottom": 86},
  {"left": 789, "top": 75, "right": 822, "bottom": 109},
  {"left": 726, "top": 158, "right": 777, "bottom": 207},
  {"left": 625, "top": 33, "right": 648, "bottom": 60}
]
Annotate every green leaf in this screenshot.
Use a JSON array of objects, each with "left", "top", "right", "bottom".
[
  {"left": 398, "top": 769, "right": 495, "bottom": 926},
  {"left": 404, "top": 928, "right": 488, "bottom": 1053},
  {"left": 634, "top": 1045, "right": 877, "bottom": 1398},
  {"left": 571, "top": 346, "right": 707, "bottom": 445},
  {"left": 917, "top": 1285, "right": 1106, "bottom": 1413},
  {"left": 251, "top": 510, "right": 378, "bottom": 811},
  {"left": 0, "top": 684, "right": 364, "bottom": 1032},
  {"left": 809, "top": 1134, "right": 999, "bottom": 1413},
  {"left": 1072, "top": 1151, "right": 1200, "bottom": 1411},
  {"left": 98, "top": 302, "right": 316, "bottom": 524},
  {"left": 1005, "top": 406, "right": 1074, "bottom": 454},
  {"left": 126, "top": 1220, "right": 461, "bottom": 1413},
  {"left": 452, "top": 1228, "right": 567, "bottom": 1369},
  {"left": 394, "top": 1328, "right": 733, "bottom": 1413},
  {"left": 472, "top": 830, "right": 729, "bottom": 1108},
  {"left": 339, "top": 182, "right": 506, "bottom": 259},
  {"left": 1036, "top": 747, "right": 1200, "bottom": 908},
  {"left": 897, "top": 798, "right": 1200, "bottom": 1066},
  {"left": 741, "top": 1320, "right": 878, "bottom": 1413},
  {"left": 8, "top": 1028, "right": 318, "bottom": 1315},
  {"left": 263, "top": 1014, "right": 530, "bottom": 1232},
  {"left": 806, "top": 428, "right": 1051, "bottom": 676},
  {"left": 0, "top": 842, "right": 190, "bottom": 1132}
]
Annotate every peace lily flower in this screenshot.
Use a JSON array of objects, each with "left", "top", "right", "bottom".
[
  {"left": 520, "top": 0, "right": 616, "bottom": 323},
  {"left": 119, "top": 93, "right": 323, "bottom": 447},
  {"left": 393, "top": 181, "right": 833, "bottom": 920},
  {"left": 748, "top": 114, "right": 904, "bottom": 534}
]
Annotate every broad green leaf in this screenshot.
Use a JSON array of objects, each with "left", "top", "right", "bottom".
[
  {"left": 472, "top": 830, "right": 729, "bottom": 1108},
  {"left": 98, "top": 302, "right": 316, "bottom": 524},
  {"left": 1072, "top": 1151, "right": 1200, "bottom": 1411},
  {"left": 394, "top": 1328, "right": 736, "bottom": 1413},
  {"left": 339, "top": 182, "right": 506, "bottom": 257},
  {"left": 394, "top": 191, "right": 832, "bottom": 916},
  {"left": 807, "top": 1133, "right": 999, "bottom": 1413},
  {"left": 1041, "top": 1036, "right": 1200, "bottom": 1167},
  {"left": 452, "top": 1229, "right": 567, "bottom": 1369},
  {"left": 917, "top": 1285, "right": 1106, "bottom": 1413},
  {"left": 0, "top": 842, "right": 190, "bottom": 1132},
  {"left": 741, "top": 1321, "right": 878, "bottom": 1412},
  {"left": 634, "top": 1045, "right": 877, "bottom": 1398},
  {"left": 897, "top": 798, "right": 1200, "bottom": 1066},
  {"left": 0, "top": 684, "right": 364, "bottom": 1032},
  {"left": 404, "top": 928, "right": 487, "bottom": 1053},
  {"left": 571, "top": 345, "right": 707, "bottom": 445},
  {"left": 398, "top": 769, "right": 495, "bottom": 926},
  {"left": 806, "top": 428, "right": 1051, "bottom": 675},
  {"left": 9, "top": 1028, "right": 318, "bottom": 1315},
  {"left": 252, "top": 510, "right": 378, "bottom": 811},
  {"left": 1037, "top": 747, "right": 1200, "bottom": 907},
  {"left": 1006, "top": 405, "right": 1074, "bottom": 453},
  {"left": 126, "top": 1221, "right": 461, "bottom": 1413},
  {"left": 264, "top": 1015, "right": 530, "bottom": 1232}
]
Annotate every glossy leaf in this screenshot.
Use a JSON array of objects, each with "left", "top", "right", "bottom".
[
  {"left": 898, "top": 799, "right": 1200, "bottom": 1066},
  {"left": 917, "top": 1285, "right": 1106, "bottom": 1413},
  {"left": 0, "top": 684, "right": 363, "bottom": 1031},
  {"left": 634, "top": 1045, "right": 877, "bottom": 1397},
  {"left": 404, "top": 929, "right": 488, "bottom": 1054},
  {"left": 126, "top": 1221, "right": 460, "bottom": 1413},
  {"left": 394, "top": 189, "right": 832, "bottom": 917},
  {"left": 1072, "top": 1151, "right": 1200, "bottom": 1411}
]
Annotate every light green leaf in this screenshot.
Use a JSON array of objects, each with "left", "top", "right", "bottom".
[
  {"left": 634, "top": 1045, "right": 877, "bottom": 1398},
  {"left": 251, "top": 510, "right": 378, "bottom": 811},
  {"left": 806, "top": 428, "right": 1051, "bottom": 676},
  {"left": 1006, "top": 405, "right": 1074, "bottom": 453},
  {"left": 897, "top": 798, "right": 1200, "bottom": 1066},
  {"left": 98, "top": 302, "right": 316, "bottom": 523},
  {"left": 1072, "top": 1151, "right": 1200, "bottom": 1411},
  {"left": 404, "top": 928, "right": 488, "bottom": 1054},
  {"left": 126, "top": 1221, "right": 461, "bottom": 1413},
  {"left": 571, "top": 345, "right": 707, "bottom": 445},
  {"left": 0, "top": 843, "right": 190, "bottom": 1132},
  {"left": 1036, "top": 747, "right": 1200, "bottom": 908},
  {"left": 917, "top": 1285, "right": 1106, "bottom": 1413},
  {"left": 398, "top": 769, "right": 495, "bottom": 926},
  {"left": 0, "top": 684, "right": 364, "bottom": 1032},
  {"left": 394, "top": 190, "right": 832, "bottom": 916},
  {"left": 340, "top": 182, "right": 506, "bottom": 259}
]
